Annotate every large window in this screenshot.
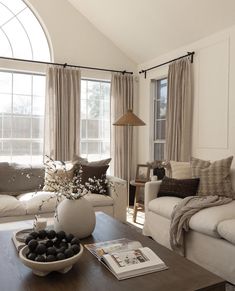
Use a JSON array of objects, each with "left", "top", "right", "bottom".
[
  {"left": 0, "top": 71, "right": 45, "bottom": 163},
  {"left": 80, "top": 79, "right": 111, "bottom": 161},
  {"left": 153, "top": 78, "right": 167, "bottom": 160},
  {"left": 0, "top": 0, "right": 51, "bottom": 163}
]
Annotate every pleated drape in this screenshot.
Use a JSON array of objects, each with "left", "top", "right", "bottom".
[
  {"left": 165, "top": 58, "right": 193, "bottom": 161},
  {"left": 44, "top": 66, "right": 81, "bottom": 161}
]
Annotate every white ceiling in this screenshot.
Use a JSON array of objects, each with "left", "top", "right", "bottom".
[{"left": 68, "top": 0, "right": 235, "bottom": 64}]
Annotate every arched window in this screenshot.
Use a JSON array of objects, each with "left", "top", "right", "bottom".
[{"left": 0, "top": 0, "right": 51, "bottom": 163}]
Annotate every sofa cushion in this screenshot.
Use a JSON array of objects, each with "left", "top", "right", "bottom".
[
  {"left": 170, "top": 161, "right": 192, "bottom": 179},
  {"left": 0, "top": 163, "right": 44, "bottom": 195},
  {"left": 217, "top": 219, "right": 235, "bottom": 245},
  {"left": 0, "top": 194, "right": 26, "bottom": 217},
  {"left": 84, "top": 193, "right": 113, "bottom": 207},
  {"left": 158, "top": 176, "right": 200, "bottom": 199},
  {"left": 17, "top": 191, "right": 59, "bottom": 215},
  {"left": 148, "top": 197, "right": 182, "bottom": 219},
  {"left": 191, "top": 156, "right": 234, "bottom": 198},
  {"left": 189, "top": 200, "right": 235, "bottom": 237}
]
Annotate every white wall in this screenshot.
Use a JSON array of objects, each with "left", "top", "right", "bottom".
[
  {"left": 12, "top": 0, "right": 137, "bottom": 78},
  {"left": 138, "top": 25, "right": 235, "bottom": 166}
]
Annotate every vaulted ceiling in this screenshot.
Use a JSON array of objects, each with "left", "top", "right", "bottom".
[{"left": 68, "top": 0, "right": 235, "bottom": 64}]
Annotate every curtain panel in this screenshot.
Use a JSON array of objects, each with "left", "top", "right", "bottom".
[
  {"left": 111, "top": 73, "right": 134, "bottom": 180},
  {"left": 44, "top": 66, "right": 81, "bottom": 161},
  {"left": 165, "top": 58, "right": 193, "bottom": 162}
]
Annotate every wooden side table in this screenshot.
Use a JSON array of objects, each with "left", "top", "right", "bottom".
[{"left": 130, "top": 180, "right": 146, "bottom": 222}]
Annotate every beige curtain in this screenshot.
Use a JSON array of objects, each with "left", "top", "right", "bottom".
[
  {"left": 165, "top": 58, "right": 193, "bottom": 162},
  {"left": 111, "top": 73, "right": 133, "bottom": 180},
  {"left": 44, "top": 65, "right": 81, "bottom": 161}
]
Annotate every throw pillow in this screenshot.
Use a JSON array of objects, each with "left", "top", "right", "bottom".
[
  {"left": 192, "top": 156, "right": 234, "bottom": 198},
  {"left": 191, "top": 157, "right": 211, "bottom": 178},
  {"left": 170, "top": 161, "right": 192, "bottom": 179},
  {"left": 158, "top": 176, "right": 200, "bottom": 199},
  {"left": 43, "top": 161, "right": 75, "bottom": 192},
  {"left": 79, "top": 164, "right": 109, "bottom": 195}
]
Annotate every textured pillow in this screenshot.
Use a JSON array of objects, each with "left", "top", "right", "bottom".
[
  {"left": 192, "top": 156, "right": 234, "bottom": 198},
  {"left": 158, "top": 176, "right": 200, "bottom": 199},
  {"left": 43, "top": 161, "right": 75, "bottom": 192},
  {"left": 80, "top": 165, "right": 109, "bottom": 195},
  {"left": 191, "top": 157, "right": 211, "bottom": 178},
  {"left": 0, "top": 163, "right": 44, "bottom": 195},
  {"left": 170, "top": 161, "right": 192, "bottom": 179}
]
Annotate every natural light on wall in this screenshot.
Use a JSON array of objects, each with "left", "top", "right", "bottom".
[{"left": 0, "top": 0, "right": 51, "bottom": 163}]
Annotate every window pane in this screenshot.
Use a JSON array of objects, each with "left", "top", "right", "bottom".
[
  {"left": 2, "top": 115, "right": 11, "bottom": 138},
  {"left": 154, "top": 143, "right": 165, "bottom": 160},
  {"left": 0, "top": 72, "right": 12, "bottom": 93},
  {"left": 87, "top": 120, "right": 99, "bottom": 138},
  {"left": 0, "top": 141, "right": 11, "bottom": 158},
  {"left": 12, "top": 116, "right": 31, "bottom": 138},
  {"left": 81, "top": 79, "right": 110, "bottom": 161},
  {"left": 12, "top": 140, "right": 30, "bottom": 155},
  {"left": 32, "top": 117, "right": 43, "bottom": 138},
  {"left": 13, "top": 74, "right": 31, "bottom": 95},
  {"left": 13, "top": 94, "right": 31, "bottom": 114},
  {"left": 0, "top": 0, "right": 26, "bottom": 14},
  {"left": 33, "top": 75, "right": 45, "bottom": 96},
  {"left": 3, "top": 17, "right": 32, "bottom": 59},
  {"left": 32, "top": 95, "right": 44, "bottom": 115},
  {"left": 0, "top": 94, "right": 11, "bottom": 113},
  {"left": 0, "top": 29, "right": 12, "bottom": 57},
  {"left": 155, "top": 120, "right": 166, "bottom": 140}
]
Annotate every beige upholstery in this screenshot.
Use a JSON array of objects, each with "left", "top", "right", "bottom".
[
  {"left": 217, "top": 219, "right": 235, "bottom": 245},
  {"left": 143, "top": 174, "right": 235, "bottom": 284},
  {"left": 0, "top": 195, "right": 26, "bottom": 217}
]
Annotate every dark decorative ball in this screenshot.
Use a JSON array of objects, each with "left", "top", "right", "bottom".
[
  {"left": 38, "top": 229, "right": 47, "bottom": 239},
  {"left": 47, "top": 230, "right": 56, "bottom": 239},
  {"left": 65, "top": 233, "right": 74, "bottom": 243},
  {"left": 28, "top": 239, "right": 38, "bottom": 251},
  {"left": 46, "top": 247, "right": 57, "bottom": 256},
  {"left": 56, "top": 231, "right": 66, "bottom": 240},
  {"left": 71, "top": 244, "right": 80, "bottom": 254},
  {"left": 64, "top": 248, "right": 74, "bottom": 258},
  {"left": 27, "top": 252, "right": 37, "bottom": 261},
  {"left": 59, "top": 241, "right": 68, "bottom": 249},
  {"left": 45, "top": 240, "right": 54, "bottom": 248},
  {"left": 35, "top": 255, "right": 45, "bottom": 262},
  {"left": 29, "top": 231, "right": 38, "bottom": 239},
  {"left": 46, "top": 255, "right": 56, "bottom": 262},
  {"left": 25, "top": 235, "right": 34, "bottom": 245},
  {"left": 71, "top": 238, "right": 80, "bottom": 246},
  {"left": 35, "top": 243, "right": 47, "bottom": 255},
  {"left": 56, "top": 252, "right": 66, "bottom": 261},
  {"left": 53, "top": 238, "right": 62, "bottom": 248},
  {"left": 57, "top": 246, "right": 66, "bottom": 254}
]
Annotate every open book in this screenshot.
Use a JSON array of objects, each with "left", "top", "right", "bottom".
[{"left": 85, "top": 238, "right": 168, "bottom": 280}]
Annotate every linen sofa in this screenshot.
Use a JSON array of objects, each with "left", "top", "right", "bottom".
[
  {"left": 143, "top": 168, "right": 235, "bottom": 284},
  {"left": 0, "top": 162, "right": 127, "bottom": 223}
]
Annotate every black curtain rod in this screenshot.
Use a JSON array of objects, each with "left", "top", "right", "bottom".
[
  {"left": 139, "top": 51, "right": 195, "bottom": 78},
  {"left": 0, "top": 55, "right": 133, "bottom": 75}
]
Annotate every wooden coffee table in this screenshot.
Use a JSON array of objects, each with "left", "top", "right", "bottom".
[{"left": 0, "top": 212, "right": 225, "bottom": 291}]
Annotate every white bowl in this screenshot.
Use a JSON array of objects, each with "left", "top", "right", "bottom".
[{"left": 19, "top": 244, "right": 83, "bottom": 276}]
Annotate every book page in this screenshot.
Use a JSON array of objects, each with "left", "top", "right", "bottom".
[{"left": 85, "top": 238, "right": 142, "bottom": 260}]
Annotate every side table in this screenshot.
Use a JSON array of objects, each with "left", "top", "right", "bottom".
[{"left": 130, "top": 180, "right": 146, "bottom": 223}]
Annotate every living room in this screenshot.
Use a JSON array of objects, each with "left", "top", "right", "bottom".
[{"left": 0, "top": 0, "right": 235, "bottom": 290}]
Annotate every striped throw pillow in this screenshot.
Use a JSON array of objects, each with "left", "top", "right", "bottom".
[{"left": 192, "top": 156, "right": 234, "bottom": 198}]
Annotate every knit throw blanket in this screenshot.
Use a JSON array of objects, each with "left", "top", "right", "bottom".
[{"left": 170, "top": 195, "right": 232, "bottom": 255}]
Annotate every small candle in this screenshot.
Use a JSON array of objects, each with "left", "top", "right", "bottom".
[{"left": 33, "top": 216, "right": 47, "bottom": 231}]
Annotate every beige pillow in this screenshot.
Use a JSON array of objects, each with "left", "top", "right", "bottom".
[
  {"left": 192, "top": 156, "right": 234, "bottom": 198},
  {"left": 170, "top": 161, "right": 192, "bottom": 179},
  {"left": 43, "top": 161, "right": 74, "bottom": 192}
]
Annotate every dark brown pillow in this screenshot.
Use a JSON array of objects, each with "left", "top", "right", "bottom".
[
  {"left": 80, "top": 165, "right": 109, "bottom": 195},
  {"left": 158, "top": 176, "right": 200, "bottom": 199}
]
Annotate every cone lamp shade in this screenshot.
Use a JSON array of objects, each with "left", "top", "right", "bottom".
[{"left": 113, "top": 109, "right": 145, "bottom": 126}]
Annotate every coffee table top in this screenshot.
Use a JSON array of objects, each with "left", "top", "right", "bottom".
[{"left": 0, "top": 212, "right": 225, "bottom": 291}]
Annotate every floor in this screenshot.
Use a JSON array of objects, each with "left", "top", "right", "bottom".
[{"left": 126, "top": 206, "right": 145, "bottom": 230}]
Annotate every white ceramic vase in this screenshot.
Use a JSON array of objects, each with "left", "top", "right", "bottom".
[{"left": 54, "top": 197, "right": 96, "bottom": 239}]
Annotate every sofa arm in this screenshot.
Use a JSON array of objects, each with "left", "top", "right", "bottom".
[
  {"left": 106, "top": 175, "right": 127, "bottom": 222},
  {"left": 144, "top": 180, "right": 162, "bottom": 214}
]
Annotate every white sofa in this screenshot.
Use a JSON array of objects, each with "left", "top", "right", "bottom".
[
  {"left": 0, "top": 163, "right": 127, "bottom": 223},
  {"left": 143, "top": 169, "right": 235, "bottom": 284}
]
